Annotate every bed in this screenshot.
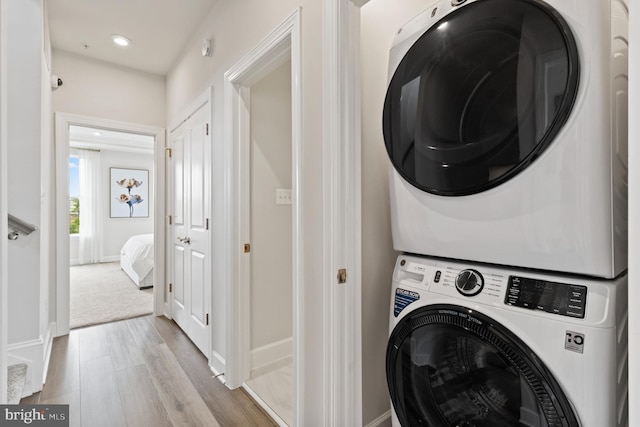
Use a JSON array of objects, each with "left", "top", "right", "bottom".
[{"left": 120, "top": 233, "right": 154, "bottom": 289}]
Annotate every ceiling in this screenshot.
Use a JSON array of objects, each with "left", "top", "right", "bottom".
[
  {"left": 48, "top": 0, "right": 217, "bottom": 76},
  {"left": 69, "top": 125, "right": 154, "bottom": 153}
]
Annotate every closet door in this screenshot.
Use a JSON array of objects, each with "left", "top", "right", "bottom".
[{"left": 169, "top": 104, "right": 211, "bottom": 356}]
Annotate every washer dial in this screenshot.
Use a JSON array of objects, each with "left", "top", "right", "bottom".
[{"left": 455, "top": 269, "right": 484, "bottom": 296}]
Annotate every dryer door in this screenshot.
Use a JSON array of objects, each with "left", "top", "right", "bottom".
[
  {"left": 383, "top": 0, "right": 579, "bottom": 196},
  {"left": 386, "top": 304, "right": 579, "bottom": 427}
]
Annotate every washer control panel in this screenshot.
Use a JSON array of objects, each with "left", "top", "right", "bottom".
[
  {"left": 505, "top": 276, "right": 587, "bottom": 319},
  {"left": 455, "top": 269, "right": 483, "bottom": 296},
  {"left": 394, "top": 256, "right": 592, "bottom": 320}
]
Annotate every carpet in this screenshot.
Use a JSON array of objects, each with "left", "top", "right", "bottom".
[
  {"left": 7, "top": 364, "right": 27, "bottom": 404},
  {"left": 70, "top": 262, "right": 153, "bottom": 329}
]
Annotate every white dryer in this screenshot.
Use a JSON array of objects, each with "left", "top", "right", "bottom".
[
  {"left": 383, "top": 0, "right": 628, "bottom": 278},
  {"left": 386, "top": 255, "right": 628, "bottom": 427}
]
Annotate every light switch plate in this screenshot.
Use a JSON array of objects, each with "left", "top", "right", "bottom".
[{"left": 276, "top": 189, "right": 292, "bottom": 205}]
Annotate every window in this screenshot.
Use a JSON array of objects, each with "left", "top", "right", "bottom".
[{"left": 69, "top": 155, "right": 80, "bottom": 234}]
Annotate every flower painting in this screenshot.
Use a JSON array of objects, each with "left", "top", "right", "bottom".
[{"left": 110, "top": 168, "right": 149, "bottom": 218}]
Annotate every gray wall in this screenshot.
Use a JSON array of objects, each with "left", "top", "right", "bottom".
[
  {"left": 52, "top": 49, "right": 166, "bottom": 129},
  {"left": 249, "top": 61, "right": 293, "bottom": 356},
  {"left": 360, "top": 0, "right": 438, "bottom": 424}
]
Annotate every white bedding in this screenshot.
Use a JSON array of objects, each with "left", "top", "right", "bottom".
[{"left": 120, "top": 233, "right": 154, "bottom": 283}]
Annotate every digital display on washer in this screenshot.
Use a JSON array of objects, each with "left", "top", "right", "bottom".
[{"left": 505, "top": 276, "right": 587, "bottom": 319}]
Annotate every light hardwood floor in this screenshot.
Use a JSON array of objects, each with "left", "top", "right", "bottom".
[{"left": 21, "top": 315, "right": 277, "bottom": 427}]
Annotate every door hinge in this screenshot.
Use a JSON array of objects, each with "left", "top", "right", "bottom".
[
  {"left": 165, "top": 147, "right": 172, "bottom": 158},
  {"left": 206, "top": 313, "right": 209, "bottom": 326},
  {"left": 168, "top": 215, "right": 173, "bottom": 225},
  {"left": 206, "top": 123, "right": 209, "bottom": 135},
  {"left": 338, "top": 268, "right": 347, "bottom": 284},
  {"left": 206, "top": 218, "right": 209, "bottom": 230},
  {"left": 169, "top": 283, "right": 173, "bottom": 292},
  {"left": 244, "top": 243, "right": 251, "bottom": 253}
]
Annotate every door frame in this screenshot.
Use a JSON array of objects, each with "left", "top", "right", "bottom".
[
  {"left": 323, "top": 0, "right": 367, "bottom": 424},
  {"left": 54, "top": 113, "right": 165, "bottom": 336},
  {"left": 224, "top": 4, "right": 302, "bottom": 417}
]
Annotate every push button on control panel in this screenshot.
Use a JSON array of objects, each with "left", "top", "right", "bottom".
[{"left": 434, "top": 270, "right": 441, "bottom": 283}]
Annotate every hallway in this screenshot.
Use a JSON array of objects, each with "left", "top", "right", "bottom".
[{"left": 21, "top": 315, "right": 276, "bottom": 427}]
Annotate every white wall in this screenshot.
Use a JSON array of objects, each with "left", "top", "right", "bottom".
[
  {"left": 52, "top": 49, "right": 165, "bottom": 129},
  {"left": 69, "top": 149, "right": 154, "bottom": 265},
  {"left": 166, "top": 1, "right": 326, "bottom": 422},
  {"left": 249, "top": 61, "right": 293, "bottom": 362},
  {"left": 6, "top": 0, "right": 54, "bottom": 396},
  {"left": 0, "top": 0, "right": 9, "bottom": 404},
  {"left": 7, "top": 0, "right": 44, "bottom": 345},
  {"left": 102, "top": 150, "right": 154, "bottom": 259}
]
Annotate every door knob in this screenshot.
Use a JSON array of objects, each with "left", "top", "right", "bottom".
[{"left": 177, "top": 236, "right": 191, "bottom": 244}]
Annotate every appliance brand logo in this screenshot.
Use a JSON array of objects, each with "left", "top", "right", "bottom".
[{"left": 565, "top": 330, "right": 585, "bottom": 354}]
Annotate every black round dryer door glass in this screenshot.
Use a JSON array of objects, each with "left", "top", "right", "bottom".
[
  {"left": 386, "top": 305, "right": 579, "bottom": 427},
  {"left": 383, "top": 0, "right": 579, "bottom": 195}
]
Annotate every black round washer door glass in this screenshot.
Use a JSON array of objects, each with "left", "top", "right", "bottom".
[
  {"left": 386, "top": 305, "right": 580, "bottom": 427},
  {"left": 383, "top": 0, "right": 579, "bottom": 195}
]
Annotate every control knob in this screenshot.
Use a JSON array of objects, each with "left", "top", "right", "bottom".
[{"left": 455, "top": 269, "right": 483, "bottom": 297}]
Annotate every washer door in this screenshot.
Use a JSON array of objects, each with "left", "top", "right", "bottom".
[
  {"left": 383, "top": 0, "right": 579, "bottom": 196},
  {"left": 386, "top": 305, "right": 579, "bottom": 427}
]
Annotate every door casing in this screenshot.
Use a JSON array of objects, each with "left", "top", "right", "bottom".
[
  {"left": 54, "top": 113, "right": 165, "bottom": 336},
  {"left": 223, "top": 8, "right": 303, "bottom": 424}
]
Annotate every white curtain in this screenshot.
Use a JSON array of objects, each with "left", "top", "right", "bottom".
[{"left": 77, "top": 148, "right": 101, "bottom": 264}]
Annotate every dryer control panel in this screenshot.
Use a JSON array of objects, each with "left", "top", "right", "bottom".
[{"left": 505, "top": 276, "right": 587, "bottom": 319}]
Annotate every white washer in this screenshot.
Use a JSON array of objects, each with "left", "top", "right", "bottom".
[
  {"left": 383, "top": 0, "right": 628, "bottom": 278},
  {"left": 386, "top": 254, "right": 628, "bottom": 427}
]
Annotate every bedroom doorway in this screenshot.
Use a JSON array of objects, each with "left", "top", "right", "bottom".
[
  {"left": 55, "top": 113, "right": 165, "bottom": 336},
  {"left": 67, "top": 126, "right": 155, "bottom": 329}
]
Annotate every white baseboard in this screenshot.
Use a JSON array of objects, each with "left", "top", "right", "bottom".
[
  {"left": 365, "top": 410, "right": 391, "bottom": 427},
  {"left": 250, "top": 337, "right": 292, "bottom": 373},
  {"left": 101, "top": 255, "right": 120, "bottom": 263},
  {"left": 41, "top": 323, "right": 55, "bottom": 385},
  {"left": 7, "top": 322, "right": 56, "bottom": 399},
  {"left": 209, "top": 350, "right": 225, "bottom": 383}
]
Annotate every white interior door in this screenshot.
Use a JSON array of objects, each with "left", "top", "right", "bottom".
[{"left": 169, "top": 104, "right": 211, "bottom": 356}]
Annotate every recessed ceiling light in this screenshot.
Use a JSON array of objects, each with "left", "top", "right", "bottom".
[{"left": 111, "top": 34, "right": 131, "bottom": 47}]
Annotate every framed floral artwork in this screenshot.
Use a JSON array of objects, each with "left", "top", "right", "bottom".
[{"left": 110, "top": 168, "right": 149, "bottom": 218}]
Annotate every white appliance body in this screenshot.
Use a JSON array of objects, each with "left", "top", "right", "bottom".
[
  {"left": 384, "top": 0, "right": 628, "bottom": 278},
  {"left": 387, "top": 255, "right": 628, "bottom": 427}
]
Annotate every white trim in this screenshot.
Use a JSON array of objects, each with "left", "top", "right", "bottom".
[
  {"left": 365, "top": 410, "right": 391, "bottom": 427},
  {"left": 41, "top": 322, "right": 55, "bottom": 384},
  {"left": 7, "top": 333, "right": 52, "bottom": 398},
  {"left": 250, "top": 337, "right": 293, "bottom": 373},
  {"left": 54, "top": 113, "right": 165, "bottom": 336},
  {"left": 209, "top": 350, "right": 225, "bottom": 378},
  {"left": 224, "top": 8, "right": 303, "bottom": 425},
  {"left": 0, "top": 0, "right": 8, "bottom": 404},
  {"left": 322, "top": 0, "right": 363, "bottom": 425}
]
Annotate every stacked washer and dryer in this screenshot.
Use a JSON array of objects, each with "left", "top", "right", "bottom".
[{"left": 382, "top": 0, "right": 629, "bottom": 426}]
